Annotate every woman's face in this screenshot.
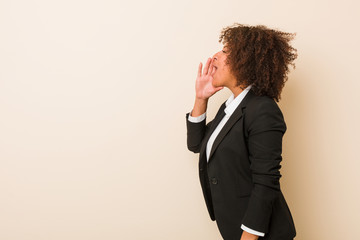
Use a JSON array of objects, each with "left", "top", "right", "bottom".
[{"left": 211, "top": 45, "right": 237, "bottom": 88}]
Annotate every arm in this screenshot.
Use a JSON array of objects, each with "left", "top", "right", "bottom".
[
  {"left": 186, "top": 109, "right": 214, "bottom": 153},
  {"left": 186, "top": 97, "right": 208, "bottom": 153},
  {"left": 240, "top": 98, "right": 287, "bottom": 234},
  {"left": 186, "top": 57, "right": 223, "bottom": 153}
]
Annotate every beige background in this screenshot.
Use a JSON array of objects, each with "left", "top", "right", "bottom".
[{"left": 0, "top": 0, "right": 359, "bottom": 239}]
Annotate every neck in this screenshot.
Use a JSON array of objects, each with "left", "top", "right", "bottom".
[{"left": 229, "top": 84, "right": 247, "bottom": 98}]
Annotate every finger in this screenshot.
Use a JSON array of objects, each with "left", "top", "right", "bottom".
[
  {"left": 197, "top": 62, "right": 202, "bottom": 78},
  {"left": 208, "top": 60, "right": 214, "bottom": 75},
  {"left": 203, "top": 58, "right": 211, "bottom": 75},
  {"left": 210, "top": 66, "right": 216, "bottom": 76},
  {"left": 214, "top": 86, "right": 224, "bottom": 92}
]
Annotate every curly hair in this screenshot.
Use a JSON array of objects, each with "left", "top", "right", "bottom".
[{"left": 219, "top": 23, "right": 298, "bottom": 102}]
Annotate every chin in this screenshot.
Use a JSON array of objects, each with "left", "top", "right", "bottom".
[
  {"left": 212, "top": 82, "right": 220, "bottom": 88},
  {"left": 212, "top": 78, "right": 220, "bottom": 87},
  {"left": 212, "top": 80, "right": 224, "bottom": 88}
]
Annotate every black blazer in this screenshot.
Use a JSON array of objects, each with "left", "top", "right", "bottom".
[{"left": 186, "top": 89, "right": 296, "bottom": 240}]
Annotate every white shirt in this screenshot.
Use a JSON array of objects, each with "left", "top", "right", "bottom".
[{"left": 187, "top": 84, "right": 265, "bottom": 237}]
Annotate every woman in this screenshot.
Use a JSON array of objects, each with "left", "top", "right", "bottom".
[{"left": 185, "top": 24, "right": 298, "bottom": 240}]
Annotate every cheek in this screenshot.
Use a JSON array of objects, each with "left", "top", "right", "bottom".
[
  {"left": 223, "top": 64, "right": 234, "bottom": 77},
  {"left": 213, "top": 68, "right": 221, "bottom": 79},
  {"left": 220, "top": 66, "right": 230, "bottom": 77}
]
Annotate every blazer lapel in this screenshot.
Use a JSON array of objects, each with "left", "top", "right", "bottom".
[{"left": 207, "top": 89, "right": 255, "bottom": 163}]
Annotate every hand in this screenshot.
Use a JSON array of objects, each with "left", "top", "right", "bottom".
[
  {"left": 195, "top": 57, "right": 224, "bottom": 100},
  {"left": 240, "top": 230, "right": 260, "bottom": 240}
]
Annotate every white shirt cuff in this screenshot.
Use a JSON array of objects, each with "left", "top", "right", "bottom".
[
  {"left": 187, "top": 110, "right": 206, "bottom": 123},
  {"left": 241, "top": 224, "right": 265, "bottom": 237}
]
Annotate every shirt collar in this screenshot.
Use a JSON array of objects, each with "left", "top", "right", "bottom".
[{"left": 224, "top": 84, "right": 252, "bottom": 116}]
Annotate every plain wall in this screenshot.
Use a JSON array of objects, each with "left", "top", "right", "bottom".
[{"left": 0, "top": 0, "right": 359, "bottom": 239}]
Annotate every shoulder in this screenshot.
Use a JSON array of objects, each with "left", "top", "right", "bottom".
[
  {"left": 244, "top": 93, "right": 286, "bottom": 132},
  {"left": 246, "top": 93, "right": 283, "bottom": 116}
]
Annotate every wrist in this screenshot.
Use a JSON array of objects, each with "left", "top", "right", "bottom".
[
  {"left": 240, "top": 231, "right": 260, "bottom": 240},
  {"left": 191, "top": 97, "right": 208, "bottom": 117},
  {"left": 195, "top": 96, "right": 208, "bottom": 102}
]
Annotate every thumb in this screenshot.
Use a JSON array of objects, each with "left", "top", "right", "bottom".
[{"left": 215, "top": 86, "right": 224, "bottom": 92}]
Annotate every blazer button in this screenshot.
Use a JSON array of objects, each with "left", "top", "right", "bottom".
[
  {"left": 210, "top": 177, "right": 218, "bottom": 185},
  {"left": 199, "top": 167, "right": 203, "bottom": 171}
]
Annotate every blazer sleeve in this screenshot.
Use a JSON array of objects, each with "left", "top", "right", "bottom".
[
  {"left": 185, "top": 111, "right": 213, "bottom": 153},
  {"left": 241, "top": 98, "right": 287, "bottom": 233}
]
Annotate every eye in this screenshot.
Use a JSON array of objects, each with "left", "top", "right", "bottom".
[{"left": 222, "top": 50, "right": 226, "bottom": 53}]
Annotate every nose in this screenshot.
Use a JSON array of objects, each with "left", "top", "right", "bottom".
[{"left": 212, "top": 51, "right": 220, "bottom": 61}]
